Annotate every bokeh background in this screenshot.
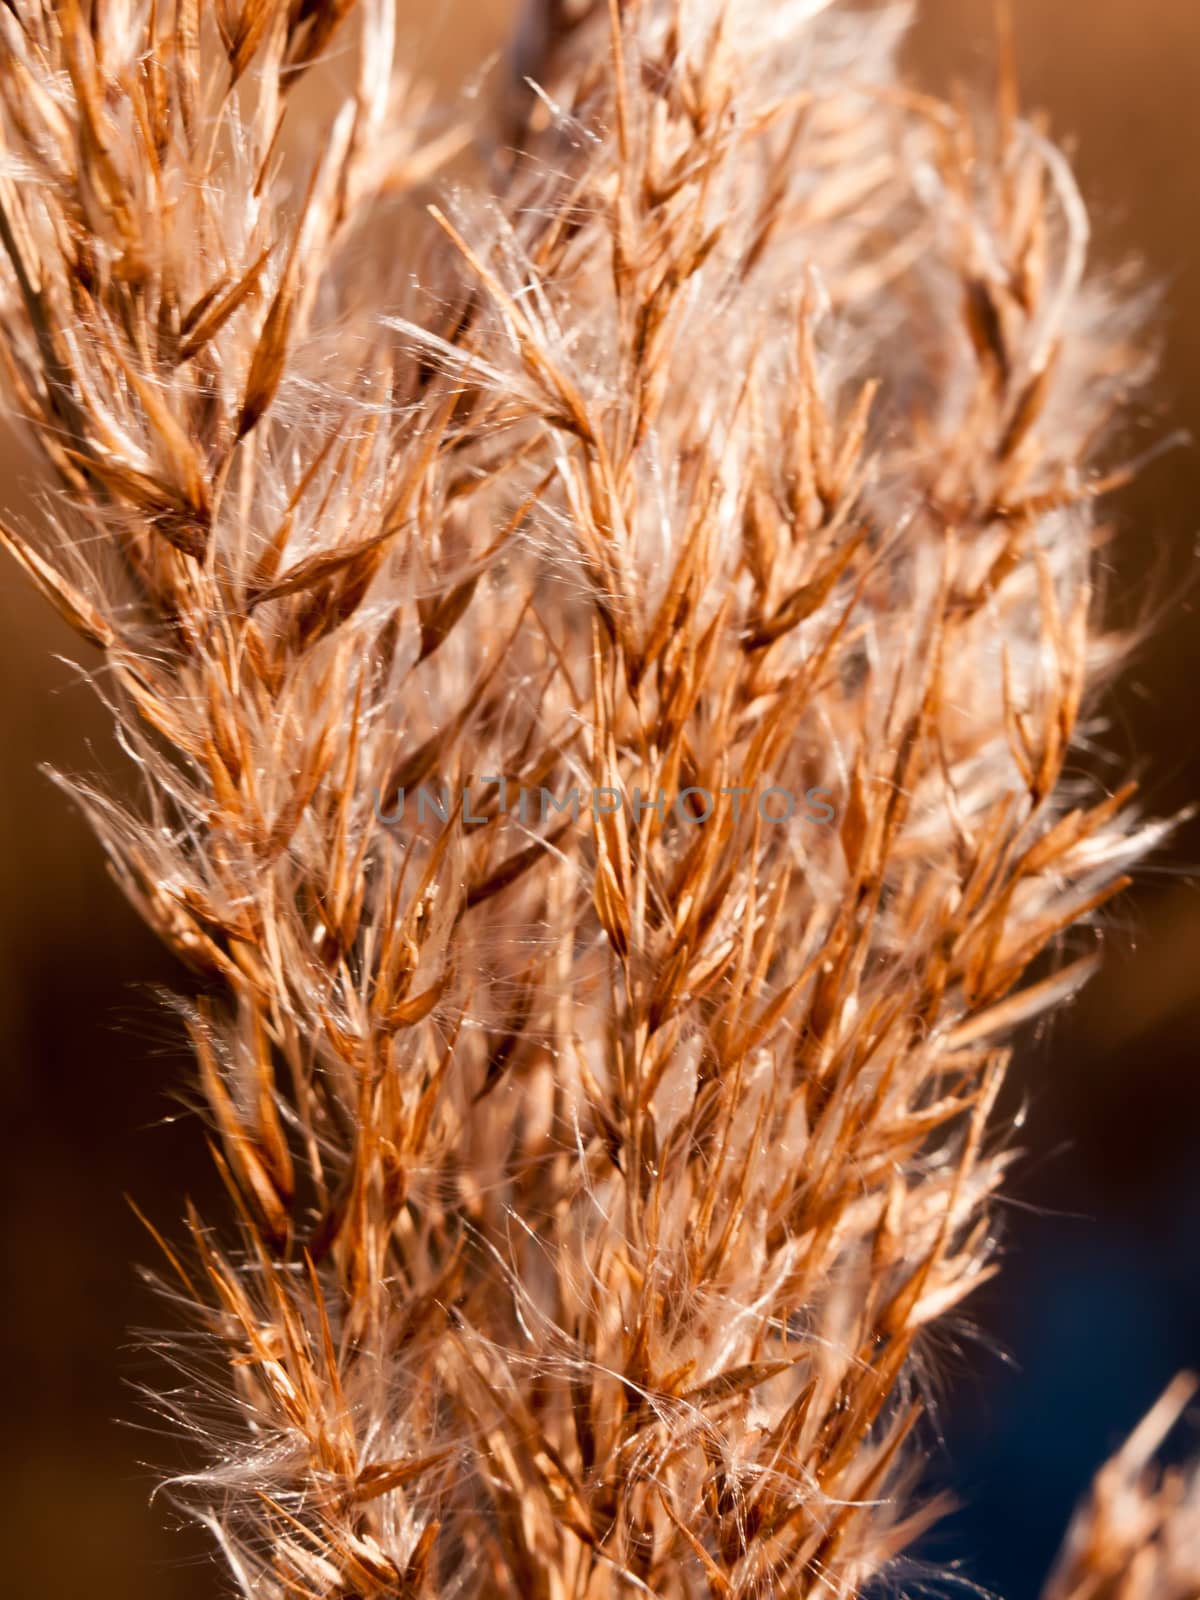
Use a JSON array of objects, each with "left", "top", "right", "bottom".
[{"left": 1, "top": 3, "right": 1197, "bottom": 1596}]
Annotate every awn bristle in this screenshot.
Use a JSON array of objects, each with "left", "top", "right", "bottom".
[{"left": 0, "top": 1, "right": 1191, "bottom": 1595}]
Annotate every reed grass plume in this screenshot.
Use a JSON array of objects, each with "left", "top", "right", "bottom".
[{"left": 0, "top": 0, "right": 1194, "bottom": 1594}]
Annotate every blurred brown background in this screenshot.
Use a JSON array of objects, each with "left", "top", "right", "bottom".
[{"left": 0, "top": 4, "right": 1196, "bottom": 1596}]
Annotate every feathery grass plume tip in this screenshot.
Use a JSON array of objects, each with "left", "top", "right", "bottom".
[{"left": 1044, "top": 1376, "right": 1200, "bottom": 1600}]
